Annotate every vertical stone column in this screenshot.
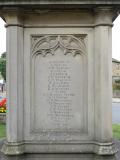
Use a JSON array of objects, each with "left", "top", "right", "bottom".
[
  {"left": 94, "top": 7, "right": 116, "bottom": 154},
  {"left": 1, "top": 10, "right": 24, "bottom": 155},
  {"left": 94, "top": 7, "right": 117, "bottom": 155}
]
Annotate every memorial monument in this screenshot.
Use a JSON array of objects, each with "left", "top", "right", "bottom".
[{"left": 0, "top": 0, "right": 120, "bottom": 159}]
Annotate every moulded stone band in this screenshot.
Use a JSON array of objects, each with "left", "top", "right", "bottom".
[{"left": 1, "top": 141, "right": 118, "bottom": 156}]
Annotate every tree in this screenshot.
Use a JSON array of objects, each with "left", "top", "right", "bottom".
[
  {"left": 0, "top": 52, "right": 6, "bottom": 81},
  {"left": 1, "top": 52, "right": 6, "bottom": 59}
]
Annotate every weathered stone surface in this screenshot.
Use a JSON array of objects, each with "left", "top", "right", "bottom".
[
  {"left": 0, "top": 0, "right": 119, "bottom": 158},
  {"left": 0, "top": 140, "right": 118, "bottom": 160},
  {"left": 0, "top": 0, "right": 120, "bottom": 6}
]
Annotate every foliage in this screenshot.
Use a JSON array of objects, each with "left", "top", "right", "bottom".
[
  {"left": 113, "top": 124, "right": 120, "bottom": 140},
  {"left": 0, "top": 52, "right": 6, "bottom": 81},
  {"left": 0, "top": 123, "right": 6, "bottom": 139},
  {"left": 113, "top": 83, "right": 120, "bottom": 90},
  {"left": 115, "top": 79, "right": 120, "bottom": 84},
  {"left": 0, "top": 98, "right": 6, "bottom": 113},
  {"left": 1, "top": 52, "right": 6, "bottom": 59}
]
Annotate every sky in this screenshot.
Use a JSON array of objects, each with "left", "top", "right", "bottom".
[
  {"left": 0, "top": 16, "right": 120, "bottom": 60},
  {"left": 0, "top": 18, "right": 6, "bottom": 54},
  {"left": 112, "top": 15, "right": 120, "bottom": 61}
]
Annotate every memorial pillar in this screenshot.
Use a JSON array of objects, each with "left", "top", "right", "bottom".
[
  {"left": 1, "top": 10, "right": 24, "bottom": 154},
  {"left": 0, "top": 2, "right": 119, "bottom": 158},
  {"left": 94, "top": 7, "right": 115, "bottom": 149}
]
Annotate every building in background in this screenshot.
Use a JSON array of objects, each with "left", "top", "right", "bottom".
[
  {"left": 112, "top": 58, "right": 120, "bottom": 98},
  {"left": 112, "top": 58, "right": 120, "bottom": 77}
]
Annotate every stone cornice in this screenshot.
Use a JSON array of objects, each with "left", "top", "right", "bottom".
[
  {"left": 0, "top": 0, "right": 119, "bottom": 21},
  {"left": 0, "top": 2, "right": 119, "bottom": 23},
  {"left": 0, "top": 0, "right": 120, "bottom": 8},
  {"left": 0, "top": 0, "right": 120, "bottom": 5}
]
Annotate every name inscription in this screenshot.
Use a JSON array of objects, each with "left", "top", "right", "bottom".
[
  {"left": 31, "top": 35, "right": 88, "bottom": 139},
  {"left": 47, "top": 61, "right": 74, "bottom": 129},
  {"left": 34, "top": 54, "right": 84, "bottom": 132}
]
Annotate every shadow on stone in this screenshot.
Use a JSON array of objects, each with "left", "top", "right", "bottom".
[{"left": 0, "top": 153, "right": 118, "bottom": 160}]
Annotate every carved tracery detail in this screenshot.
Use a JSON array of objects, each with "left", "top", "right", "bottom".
[{"left": 31, "top": 35, "right": 86, "bottom": 57}]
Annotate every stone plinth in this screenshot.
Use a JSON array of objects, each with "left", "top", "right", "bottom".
[{"left": 0, "top": 0, "right": 120, "bottom": 158}]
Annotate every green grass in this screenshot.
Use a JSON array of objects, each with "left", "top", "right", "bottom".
[
  {"left": 112, "top": 124, "right": 120, "bottom": 140},
  {"left": 0, "top": 123, "right": 6, "bottom": 139}
]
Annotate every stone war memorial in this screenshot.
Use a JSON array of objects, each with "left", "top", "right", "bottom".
[{"left": 0, "top": 0, "right": 120, "bottom": 159}]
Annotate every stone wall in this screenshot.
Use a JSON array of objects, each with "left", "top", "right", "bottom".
[
  {"left": 112, "top": 61, "right": 120, "bottom": 77},
  {"left": 0, "top": 113, "right": 6, "bottom": 123},
  {"left": 113, "top": 90, "right": 120, "bottom": 98}
]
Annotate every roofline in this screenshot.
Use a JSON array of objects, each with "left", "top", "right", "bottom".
[{"left": 112, "top": 58, "right": 120, "bottom": 63}]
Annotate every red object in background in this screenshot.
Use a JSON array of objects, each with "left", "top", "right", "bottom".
[
  {"left": 0, "top": 98, "right": 6, "bottom": 113},
  {"left": 0, "top": 98, "right": 6, "bottom": 108}
]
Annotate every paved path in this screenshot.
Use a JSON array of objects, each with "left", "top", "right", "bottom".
[
  {"left": 0, "top": 140, "right": 120, "bottom": 160},
  {"left": 113, "top": 98, "right": 120, "bottom": 103},
  {"left": 112, "top": 102, "right": 120, "bottom": 123}
]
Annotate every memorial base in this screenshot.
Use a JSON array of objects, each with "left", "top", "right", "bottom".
[
  {"left": 1, "top": 142, "right": 24, "bottom": 155},
  {"left": 1, "top": 141, "right": 118, "bottom": 156}
]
